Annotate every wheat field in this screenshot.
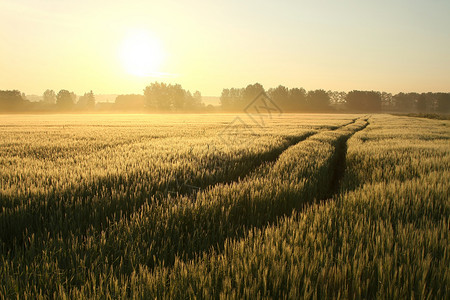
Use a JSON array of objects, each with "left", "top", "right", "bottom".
[{"left": 0, "top": 114, "right": 448, "bottom": 298}]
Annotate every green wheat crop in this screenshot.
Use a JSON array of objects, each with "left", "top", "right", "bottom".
[{"left": 0, "top": 114, "right": 447, "bottom": 299}]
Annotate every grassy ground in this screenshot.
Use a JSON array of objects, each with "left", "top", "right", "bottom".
[
  {"left": 393, "top": 113, "right": 450, "bottom": 120},
  {"left": 0, "top": 114, "right": 448, "bottom": 298}
]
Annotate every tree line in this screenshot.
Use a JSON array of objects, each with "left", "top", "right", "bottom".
[
  {"left": 220, "top": 83, "right": 450, "bottom": 113},
  {"left": 0, "top": 89, "right": 95, "bottom": 112},
  {"left": 1, "top": 82, "right": 449, "bottom": 113},
  {"left": 0, "top": 83, "right": 206, "bottom": 113}
]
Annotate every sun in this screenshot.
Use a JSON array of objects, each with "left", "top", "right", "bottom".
[{"left": 120, "top": 30, "right": 165, "bottom": 77}]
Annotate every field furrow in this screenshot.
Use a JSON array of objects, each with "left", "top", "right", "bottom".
[
  {"left": 0, "top": 118, "right": 369, "bottom": 294},
  {"left": 31, "top": 115, "right": 446, "bottom": 299},
  {"left": 2, "top": 114, "right": 446, "bottom": 298},
  {"left": 0, "top": 117, "right": 360, "bottom": 254},
  {"left": 0, "top": 131, "right": 315, "bottom": 250}
]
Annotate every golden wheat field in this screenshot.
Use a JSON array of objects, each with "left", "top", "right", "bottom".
[{"left": 0, "top": 113, "right": 448, "bottom": 298}]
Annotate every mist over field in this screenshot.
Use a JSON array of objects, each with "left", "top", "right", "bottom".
[{"left": 1, "top": 83, "right": 450, "bottom": 115}]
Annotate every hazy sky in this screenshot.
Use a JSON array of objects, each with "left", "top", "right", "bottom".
[{"left": 1, "top": 0, "right": 449, "bottom": 96}]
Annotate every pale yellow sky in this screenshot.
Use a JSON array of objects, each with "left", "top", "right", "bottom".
[{"left": 1, "top": 0, "right": 449, "bottom": 96}]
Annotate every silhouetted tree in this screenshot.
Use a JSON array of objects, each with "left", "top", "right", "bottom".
[
  {"left": 144, "top": 82, "right": 203, "bottom": 112},
  {"left": 172, "top": 84, "right": 186, "bottom": 111},
  {"left": 205, "top": 104, "right": 215, "bottom": 112},
  {"left": 425, "top": 93, "right": 439, "bottom": 112},
  {"left": 242, "top": 83, "right": 265, "bottom": 105},
  {"left": 219, "top": 83, "right": 264, "bottom": 111},
  {"left": 185, "top": 91, "right": 204, "bottom": 111},
  {"left": 144, "top": 82, "right": 171, "bottom": 111},
  {"left": 346, "top": 90, "right": 381, "bottom": 112},
  {"left": 393, "top": 92, "right": 418, "bottom": 112},
  {"left": 220, "top": 88, "right": 243, "bottom": 111},
  {"left": 436, "top": 93, "right": 450, "bottom": 113},
  {"left": 56, "top": 90, "right": 75, "bottom": 110},
  {"left": 43, "top": 89, "right": 56, "bottom": 104},
  {"left": 288, "top": 88, "right": 307, "bottom": 111},
  {"left": 70, "top": 92, "right": 77, "bottom": 104},
  {"left": 0, "top": 90, "right": 27, "bottom": 111},
  {"left": 307, "top": 89, "right": 330, "bottom": 111},
  {"left": 417, "top": 94, "right": 427, "bottom": 112},
  {"left": 268, "top": 85, "right": 289, "bottom": 111},
  {"left": 327, "top": 90, "right": 346, "bottom": 111},
  {"left": 193, "top": 91, "right": 202, "bottom": 105},
  {"left": 381, "top": 92, "right": 394, "bottom": 111},
  {"left": 77, "top": 91, "right": 95, "bottom": 110},
  {"left": 327, "top": 91, "right": 346, "bottom": 105}
]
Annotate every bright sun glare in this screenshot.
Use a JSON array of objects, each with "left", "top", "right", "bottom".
[{"left": 120, "top": 30, "right": 165, "bottom": 77}]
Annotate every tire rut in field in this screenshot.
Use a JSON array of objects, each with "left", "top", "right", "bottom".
[
  {"left": 0, "top": 118, "right": 369, "bottom": 287},
  {"left": 177, "top": 116, "right": 358, "bottom": 196},
  {"left": 171, "top": 131, "right": 317, "bottom": 196},
  {"left": 1, "top": 119, "right": 364, "bottom": 264},
  {"left": 158, "top": 118, "right": 359, "bottom": 198},
  {"left": 0, "top": 129, "right": 320, "bottom": 253},
  {"left": 88, "top": 117, "right": 371, "bottom": 274},
  {"left": 169, "top": 117, "right": 371, "bottom": 266},
  {"left": 325, "top": 118, "right": 370, "bottom": 199}
]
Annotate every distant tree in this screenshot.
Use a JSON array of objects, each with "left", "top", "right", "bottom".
[
  {"left": 393, "top": 92, "right": 418, "bottom": 112},
  {"left": 70, "top": 92, "right": 77, "bottom": 104},
  {"left": 346, "top": 90, "right": 381, "bottom": 112},
  {"left": 307, "top": 89, "right": 330, "bottom": 111},
  {"left": 425, "top": 93, "right": 439, "bottom": 112},
  {"left": 219, "top": 83, "right": 264, "bottom": 111},
  {"left": 288, "top": 87, "right": 307, "bottom": 111},
  {"left": 144, "top": 82, "right": 203, "bottom": 112},
  {"left": 144, "top": 82, "right": 170, "bottom": 111},
  {"left": 115, "top": 94, "right": 145, "bottom": 111},
  {"left": 77, "top": 91, "right": 95, "bottom": 110},
  {"left": 185, "top": 91, "right": 204, "bottom": 111},
  {"left": 220, "top": 88, "right": 243, "bottom": 111},
  {"left": 381, "top": 92, "right": 393, "bottom": 111},
  {"left": 327, "top": 91, "right": 343, "bottom": 105},
  {"left": 220, "top": 89, "right": 232, "bottom": 111},
  {"left": 327, "top": 90, "right": 346, "bottom": 111},
  {"left": 268, "top": 85, "right": 289, "bottom": 111},
  {"left": 436, "top": 93, "right": 450, "bottom": 113},
  {"left": 43, "top": 89, "right": 56, "bottom": 104},
  {"left": 172, "top": 84, "right": 186, "bottom": 111},
  {"left": 0, "top": 90, "right": 26, "bottom": 111},
  {"left": 242, "top": 83, "right": 265, "bottom": 105},
  {"left": 56, "top": 89, "right": 74, "bottom": 110},
  {"left": 417, "top": 93, "right": 427, "bottom": 112},
  {"left": 205, "top": 104, "right": 215, "bottom": 112},
  {"left": 193, "top": 91, "right": 202, "bottom": 105}
]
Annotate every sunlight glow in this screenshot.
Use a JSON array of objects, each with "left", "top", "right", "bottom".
[{"left": 120, "top": 30, "right": 165, "bottom": 77}]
